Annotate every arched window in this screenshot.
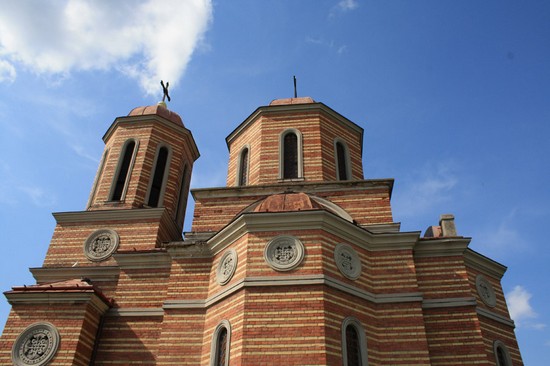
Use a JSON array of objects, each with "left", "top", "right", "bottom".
[
  {"left": 237, "top": 147, "right": 249, "bottom": 186},
  {"left": 342, "top": 317, "right": 368, "bottom": 366},
  {"left": 280, "top": 129, "right": 303, "bottom": 180},
  {"left": 176, "top": 165, "right": 189, "bottom": 225},
  {"left": 87, "top": 148, "right": 109, "bottom": 208},
  {"left": 494, "top": 340, "right": 512, "bottom": 366},
  {"left": 335, "top": 139, "right": 351, "bottom": 181},
  {"left": 210, "top": 320, "right": 231, "bottom": 366},
  {"left": 147, "top": 146, "right": 170, "bottom": 207},
  {"left": 111, "top": 140, "right": 138, "bottom": 201}
]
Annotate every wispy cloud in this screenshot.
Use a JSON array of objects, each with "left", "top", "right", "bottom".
[
  {"left": 0, "top": 163, "right": 56, "bottom": 207},
  {"left": 0, "top": 0, "right": 212, "bottom": 95},
  {"left": 305, "top": 36, "right": 348, "bottom": 55},
  {"left": 393, "top": 161, "right": 458, "bottom": 219},
  {"left": 0, "top": 60, "right": 16, "bottom": 83},
  {"left": 507, "top": 285, "right": 545, "bottom": 329},
  {"left": 474, "top": 209, "right": 528, "bottom": 255},
  {"left": 338, "top": 0, "right": 359, "bottom": 11}
]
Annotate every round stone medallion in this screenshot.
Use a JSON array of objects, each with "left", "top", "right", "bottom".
[
  {"left": 84, "top": 229, "right": 119, "bottom": 262},
  {"left": 264, "top": 235, "right": 305, "bottom": 271},
  {"left": 334, "top": 243, "right": 362, "bottom": 280},
  {"left": 12, "top": 322, "right": 60, "bottom": 366},
  {"left": 216, "top": 249, "right": 238, "bottom": 285},
  {"left": 476, "top": 274, "right": 496, "bottom": 307}
]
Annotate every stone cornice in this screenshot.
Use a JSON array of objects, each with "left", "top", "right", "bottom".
[
  {"left": 225, "top": 102, "right": 364, "bottom": 151},
  {"left": 422, "top": 297, "right": 477, "bottom": 309},
  {"left": 191, "top": 179, "right": 394, "bottom": 200},
  {"left": 113, "top": 251, "right": 171, "bottom": 269},
  {"left": 5, "top": 291, "right": 111, "bottom": 314},
  {"left": 413, "top": 237, "right": 472, "bottom": 258},
  {"left": 103, "top": 115, "right": 200, "bottom": 161},
  {"left": 106, "top": 307, "right": 164, "bottom": 317},
  {"left": 477, "top": 307, "right": 515, "bottom": 328},
  {"left": 30, "top": 266, "right": 120, "bottom": 283},
  {"left": 464, "top": 248, "right": 507, "bottom": 279},
  {"left": 207, "top": 210, "right": 420, "bottom": 256},
  {"left": 163, "top": 274, "right": 423, "bottom": 310},
  {"left": 53, "top": 207, "right": 166, "bottom": 224}
]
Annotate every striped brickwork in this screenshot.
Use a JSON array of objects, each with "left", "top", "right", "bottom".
[
  {"left": 94, "top": 316, "right": 163, "bottom": 365},
  {"left": 1, "top": 100, "right": 524, "bottom": 365},
  {"left": 416, "top": 256, "right": 471, "bottom": 299},
  {"left": 466, "top": 266, "right": 523, "bottom": 365},
  {"left": 239, "top": 286, "right": 327, "bottom": 365},
  {"left": 423, "top": 306, "right": 489, "bottom": 365},
  {"left": 113, "top": 267, "right": 170, "bottom": 308},
  {"left": 201, "top": 293, "right": 246, "bottom": 365},
  {"left": 44, "top": 219, "right": 169, "bottom": 267},
  {"left": 157, "top": 309, "right": 206, "bottom": 365},
  {"left": 0, "top": 303, "right": 102, "bottom": 366},
  {"left": 89, "top": 116, "right": 197, "bottom": 231},
  {"left": 191, "top": 182, "right": 393, "bottom": 233},
  {"left": 226, "top": 105, "right": 363, "bottom": 187}
]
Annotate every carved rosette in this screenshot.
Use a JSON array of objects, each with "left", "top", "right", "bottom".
[
  {"left": 216, "top": 249, "right": 238, "bottom": 285},
  {"left": 476, "top": 274, "right": 497, "bottom": 307},
  {"left": 12, "top": 322, "right": 60, "bottom": 366},
  {"left": 84, "top": 229, "right": 119, "bottom": 262},
  {"left": 264, "top": 235, "right": 304, "bottom": 271},
  {"left": 334, "top": 243, "right": 361, "bottom": 280}
]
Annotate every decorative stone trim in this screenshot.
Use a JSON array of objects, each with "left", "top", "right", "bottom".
[
  {"left": 12, "top": 322, "right": 60, "bottom": 366},
  {"left": 334, "top": 243, "right": 362, "bottom": 280},
  {"left": 264, "top": 235, "right": 304, "bottom": 271},
  {"left": 341, "top": 317, "right": 368, "bottom": 366},
  {"left": 84, "top": 229, "right": 120, "bottom": 262},
  {"left": 210, "top": 320, "right": 231, "bottom": 366},
  {"left": 476, "top": 274, "right": 497, "bottom": 307},
  {"left": 493, "top": 340, "right": 513, "bottom": 366},
  {"left": 216, "top": 249, "right": 238, "bottom": 285}
]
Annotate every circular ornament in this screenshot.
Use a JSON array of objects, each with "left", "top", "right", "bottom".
[
  {"left": 12, "top": 322, "right": 60, "bottom": 366},
  {"left": 216, "top": 249, "right": 238, "bottom": 285},
  {"left": 84, "top": 229, "right": 119, "bottom": 262},
  {"left": 476, "top": 274, "right": 496, "bottom": 307},
  {"left": 264, "top": 235, "right": 305, "bottom": 271},
  {"left": 334, "top": 243, "right": 362, "bottom": 280}
]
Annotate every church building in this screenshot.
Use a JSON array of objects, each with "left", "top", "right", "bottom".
[{"left": 1, "top": 96, "right": 523, "bottom": 365}]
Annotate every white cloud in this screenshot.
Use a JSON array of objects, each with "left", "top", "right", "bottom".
[
  {"left": 0, "top": 0, "right": 212, "bottom": 95},
  {"left": 474, "top": 210, "right": 528, "bottom": 254},
  {"left": 338, "top": 0, "right": 359, "bottom": 11},
  {"left": 394, "top": 162, "right": 458, "bottom": 218},
  {"left": 0, "top": 60, "right": 16, "bottom": 83},
  {"left": 507, "top": 285, "right": 544, "bottom": 329}
]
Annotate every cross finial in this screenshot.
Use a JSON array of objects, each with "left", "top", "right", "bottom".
[{"left": 160, "top": 80, "right": 171, "bottom": 103}]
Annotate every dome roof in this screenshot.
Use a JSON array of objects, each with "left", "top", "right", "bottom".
[
  {"left": 269, "top": 97, "right": 316, "bottom": 106},
  {"left": 247, "top": 192, "right": 353, "bottom": 222},
  {"left": 253, "top": 192, "right": 322, "bottom": 213},
  {"left": 128, "top": 104, "right": 184, "bottom": 126}
]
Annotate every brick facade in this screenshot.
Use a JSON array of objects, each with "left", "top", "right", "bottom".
[{"left": 1, "top": 98, "right": 523, "bottom": 365}]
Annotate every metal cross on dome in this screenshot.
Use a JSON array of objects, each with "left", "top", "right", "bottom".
[{"left": 160, "top": 80, "right": 171, "bottom": 102}]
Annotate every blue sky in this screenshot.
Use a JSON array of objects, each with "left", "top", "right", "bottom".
[{"left": 1, "top": 1, "right": 549, "bottom": 364}]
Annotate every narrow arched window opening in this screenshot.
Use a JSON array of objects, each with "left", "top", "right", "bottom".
[
  {"left": 176, "top": 165, "right": 189, "bottom": 226},
  {"left": 148, "top": 146, "right": 169, "bottom": 207},
  {"left": 283, "top": 132, "right": 298, "bottom": 179},
  {"left": 111, "top": 141, "right": 136, "bottom": 201},
  {"left": 210, "top": 320, "right": 231, "bottom": 366},
  {"left": 336, "top": 141, "right": 349, "bottom": 180},
  {"left": 238, "top": 148, "right": 249, "bottom": 186},
  {"left": 342, "top": 317, "right": 368, "bottom": 366},
  {"left": 215, "top": 327, "right": 228, "bottom": 366},
  {"left": 346, "top": 324, "right": 361, "bottom": 366},
  {"left": 494, "top": 341, "right": 512, "bottom": 366}
]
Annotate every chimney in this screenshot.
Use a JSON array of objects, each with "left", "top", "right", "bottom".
[{"left": 439, "top": 214, "right": 457, "bottom": 237}]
